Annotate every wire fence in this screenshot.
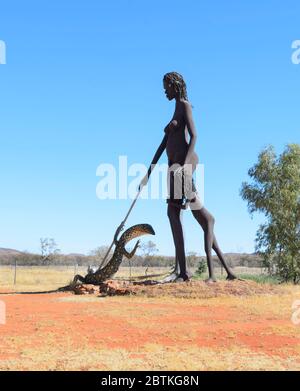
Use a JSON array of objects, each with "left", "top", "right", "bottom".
[{"left": 0, "top": 263, "right": 266, "bottom": 288}]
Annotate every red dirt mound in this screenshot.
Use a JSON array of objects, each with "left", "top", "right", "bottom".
[{"left": 70, "top": 279, "right": 283, "bottom": 299}]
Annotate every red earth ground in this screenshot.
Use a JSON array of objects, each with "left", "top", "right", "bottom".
[{"left": 0, "top": 280, "right": 300, "bottom": 370}]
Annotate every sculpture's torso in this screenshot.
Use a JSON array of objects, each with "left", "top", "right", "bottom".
[
  {"left": 165, "top": 110, "right": 198, "bottom": 169},
  {"left": 166, "top": 118, "right": 189, "bottom": 166}
]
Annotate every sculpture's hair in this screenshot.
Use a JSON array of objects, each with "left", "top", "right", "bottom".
[{"left": 163, "top": 71, "right": 189, "bottom": 101}]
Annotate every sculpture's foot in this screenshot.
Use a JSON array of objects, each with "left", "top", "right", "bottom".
[
  {"left": 226, "top": 273, "right": 238, "bottom": 281},
  {"left": 204, "top": 277, "right": 217, "bottom": 284},
  {"left": 159, "top": 272, "right": 179, "bottom": 283},
  {"left": 159, "top": 270, "right": 192, "bottom": 284},
  {"left": 175, "top": 274, "right": 190, "bottom": 283},
  {"left": 73, "top": 275, "right": 86, "bottom": 284}
]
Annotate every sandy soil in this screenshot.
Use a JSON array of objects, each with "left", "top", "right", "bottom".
[{"left": 0, "top": 280, "right": 300, "bottom": 370}]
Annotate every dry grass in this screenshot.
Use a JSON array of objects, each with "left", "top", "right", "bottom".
[
  {"left": 0, "top": 265, "right": 272, "bottom": 293},
  {"left": 1, "top": 343, "right": 299, "bottom": 371},
  {"left": 128, "top": 280, "right": 284, "bottom": 299},
  {"left": 0, "top": 266, "right": 170, "bottom": 292}
]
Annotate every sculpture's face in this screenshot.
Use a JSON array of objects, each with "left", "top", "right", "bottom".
[{"left": 163, "top": 79, "right": 176, "bottom": 100}]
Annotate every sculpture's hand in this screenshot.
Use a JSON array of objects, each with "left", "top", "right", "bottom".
[
  {"left": 117, "top": 221, "right": 125, "bottom": 233},
  {"left": 174, "top": 164, "right": 194, "bottom": 201},
  {"left": 138, "top": 174, "right": 149, "bottom": 191},
  {"left": 173, "top": 165, "right": 185, "bottom": 178},
  {"left": 114, "top": 221, "right": 125, "bottom": 242},
  {"left": 182, "top": 161, "right": 193, "bottom": 173}
]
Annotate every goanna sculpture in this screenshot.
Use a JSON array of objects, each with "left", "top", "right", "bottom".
[{"left": 73, "top": 224, "right": 155, "bottom": 285}]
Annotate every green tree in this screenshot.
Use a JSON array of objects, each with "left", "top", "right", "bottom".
[
  {"left": 240, "top": 144, "right": 300, "bottom": 283},
  {"left": 195, "top": 259, "right": 207, "bottom": 276}
]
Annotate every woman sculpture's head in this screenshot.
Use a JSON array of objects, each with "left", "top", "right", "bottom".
[{"left": 163, "top": 72, "right": 188, "bottom": 101}]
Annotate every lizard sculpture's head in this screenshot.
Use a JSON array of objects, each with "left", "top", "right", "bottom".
[{"left": 120, "top": 224, "right": 155, "bottom": 244}]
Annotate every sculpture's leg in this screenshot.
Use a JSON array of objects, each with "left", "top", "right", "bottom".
[
  {"left": 167, "top": 204, "right": 189, "bottom": 280},
  {"left": 73, "top": 274, "right": 86, "bottom": 284},
  {"left": 212, "top": 235, "right": 237, "bottom": 280},
  {"left": 191, "top": 206, "right": 216, "bottom": 282}
]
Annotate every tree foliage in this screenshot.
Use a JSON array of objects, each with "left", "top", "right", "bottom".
[
  {"left": 90, "top": 245, "right": 112, "bottom": 260},
  {"left": 240, "top": 144, "right": 300, "bottom": 283},
  {"left": 195, "top": 259, "right": 207, "bottom": 276},
  {"left": 40, "top": 238, "right": 60, "bottom": 263},
  {"left": 139, "top": 240, "right": 158, "bottom": 257}
]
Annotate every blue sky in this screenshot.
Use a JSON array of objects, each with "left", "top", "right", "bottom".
[{"left": 0, "top": 0, "right": 299, "bottom": 256}]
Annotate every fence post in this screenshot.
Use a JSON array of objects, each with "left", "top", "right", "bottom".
[
  {"left": 74, "top": 262, "right": 78, "bottom": 277},
  {"left": 129, "top": 260, "right": 132, "bottom": 281},
  {"left": 14, "top": 258, "right": 17, "bottom": 285}
]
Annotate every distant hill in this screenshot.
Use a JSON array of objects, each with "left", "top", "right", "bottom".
[
  {"left": 0, "top": 247, "right": 24, "bottom": 262},
  {"left": 65, "top": 253, "right": 86, "bottom": 257},
  {"left": 0, "top": 247, "right": 263, "bottom": 268},
  {"left": 0, "top": 248, "right": 23, "bottom": 255}
]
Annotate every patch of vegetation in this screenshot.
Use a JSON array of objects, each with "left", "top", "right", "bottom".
[
  {"left": 241, "top": 144, "right": 300, "bottom": 284},
  {"left": 194, "top": 260, "right": 208, "bottom": 277},
  {"left": 238, "top": 274, "right": 280, "bottom": 285}
]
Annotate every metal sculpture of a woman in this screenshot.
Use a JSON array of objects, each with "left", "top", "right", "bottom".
[{"left": 139, "top": 72, "right": 237, "bottom": 283}]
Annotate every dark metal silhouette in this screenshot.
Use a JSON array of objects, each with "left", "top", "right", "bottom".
[
  {"left": 73, "top": 224, "right": 155, "bottom": 284},
  {"left": 139, "top": 72, "right": 237, "bottom": 283}
]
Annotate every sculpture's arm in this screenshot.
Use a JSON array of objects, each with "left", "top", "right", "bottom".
[
  {"left": 182, "top": 101, "right": 197, "bottom": 166},
  {"left": 147, "top": 134, "right": 168, "bottom": 176},
  {"left": 139, "top": 134, "right": 168, "bottom": 190}
]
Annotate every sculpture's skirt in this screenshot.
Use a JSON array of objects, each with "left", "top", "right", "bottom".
[{"left": 166, "top": 165, "right": 203, "bottom": 210}]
